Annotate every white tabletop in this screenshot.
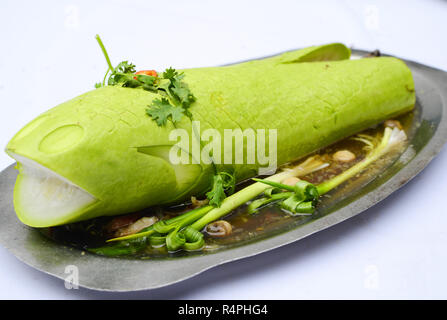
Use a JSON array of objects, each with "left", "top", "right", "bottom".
[{"left": 0, "top": 0, "right": 446, "bottom": 299}]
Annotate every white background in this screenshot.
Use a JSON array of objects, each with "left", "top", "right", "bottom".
[{"left": 0, "top": 0, "right": 446, "bottom": 299}]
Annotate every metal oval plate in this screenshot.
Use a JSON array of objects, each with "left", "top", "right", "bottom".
[{"left": 0, "top": 49, "right": 446, "bottom": 292}]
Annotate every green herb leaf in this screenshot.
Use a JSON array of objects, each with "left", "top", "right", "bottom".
[
  {"left": 206, "top": 172, "right": 236, "bottom": 207},
  {"left": 172, "top": 81, "right": 196, "bottom": 108},
  {"left": 162, "top": 67, "right": 180, "bottom": 81},
  {"left": 94, "top": 37, "right": 196, "bottom": 126},
  {"left": 114, "top": 61, "right": 136, "bottom": 74},
  {"left": 146, "top": 98, "right": 184, "bottom": 126},
  {"left": 135, "top": 74, "right": 156, "bottom": 86},
  {"left": 158, "top": 67, "right": 196, "bottom": 111},
  {"left": 145, "top": 68, "right": 196, "bottom": 126}
]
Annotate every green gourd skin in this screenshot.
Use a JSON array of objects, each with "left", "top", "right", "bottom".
[{"left": 5, "top": 43, "right": 415, "bottom": 227}]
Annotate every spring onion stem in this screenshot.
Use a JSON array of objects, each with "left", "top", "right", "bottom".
[
  {"left": 317, "top": 127, "right": 394, "bottom": 195},
  {"left": 106, "top": 205, "right": 212, "bottom": 243},
  {"left": 98, "top": 127, "right": 405, "bottom": 255},
  {"left": 95, "top": 34, "right": 114, "bottom": 71},
  {"left": 191, "top": 157, "right": 326, "bottom": 231},
  {"left": 102, "top": 67, "right": 110, "bottom": 86}
]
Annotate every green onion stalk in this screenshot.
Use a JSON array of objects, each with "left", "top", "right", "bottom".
[
  {"left": 92, "top": 127, "right": 406, "bottom": 256},
  {"left": 94, "top": 35, "right": 113, "bottom": 87},
  {"left": 92, "top": 156, "right": 327, "bottom": 255}
]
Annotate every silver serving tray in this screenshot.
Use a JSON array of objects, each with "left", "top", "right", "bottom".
[{"left": 0, "top": 49, "right": 446, "bottom": 292}]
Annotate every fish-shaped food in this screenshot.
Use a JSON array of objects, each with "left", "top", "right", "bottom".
[{"left": 5, "top": 43, "right": 415, "bottom": 227}]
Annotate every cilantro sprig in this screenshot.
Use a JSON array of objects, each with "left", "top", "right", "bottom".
[
  {"left": 158, "top": 67, "right": 196, "bottom": 118},
  {"left": 206, "top": 171, "right": 236, "bottom": 207},
  {"left": 146, "top": 98, "right": 184, "bottom": 126},
  {"left": 145, "top": 68, "right": 196, "bottom": 126},
  {"left": 95, "top": 34, "right": 195, "bottom": 126}
]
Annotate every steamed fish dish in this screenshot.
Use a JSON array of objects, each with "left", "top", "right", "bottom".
[{"left": 5, "top": 39, "right": 415, "bottom": 255}]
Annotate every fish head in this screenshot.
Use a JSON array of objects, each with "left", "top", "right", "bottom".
[{"left": 6, "top": 86, "right": 211, "bottom": 227}]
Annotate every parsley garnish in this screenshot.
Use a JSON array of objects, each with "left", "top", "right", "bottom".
[
  {"left": 206, "top": 172, "right": 236, "bottom": 207},
  {"left": 146, "top": 98, "right": 184, "bottom": 126},
  {"left": 95, "top": 34, "right": 195, "bottom": 126},
  {"left": 146, "top": 67, "right": 196, "bottom": 124}
]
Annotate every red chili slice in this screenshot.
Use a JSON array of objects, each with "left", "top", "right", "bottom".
[{"left": 134, "top": 70, "right": 158, "bottom": 79}]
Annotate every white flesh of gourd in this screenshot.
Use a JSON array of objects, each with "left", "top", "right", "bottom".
[{"left": 11, "top": 153, "right": 96, "bottom": 221}]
